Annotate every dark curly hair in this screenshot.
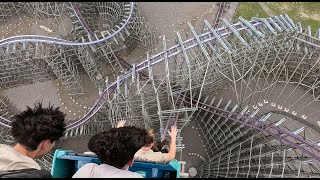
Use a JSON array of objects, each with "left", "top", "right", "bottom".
[
  {"left": 88, "top": 126, "right": 147, "bottom": 169},
  {"left": 11, "top": 102, "right": 66, "bottom": 151}
]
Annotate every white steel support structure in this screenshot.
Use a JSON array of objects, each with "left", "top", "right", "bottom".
[{"left": 0, "top": 8, "right": 319, "bottom": 176}]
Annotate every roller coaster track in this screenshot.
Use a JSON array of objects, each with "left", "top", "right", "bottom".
[
  {"left": 0, "top": 2, "right": 156, "bottom": 94},
  {"left": 1, "top": 15, "right": 319, "bottom": 129},
  {"left": 68, "top": 2, "right": 95, "bottom": 39},
  {"left": 0, "top": 2, "right": 134, "bottom": 46},
  {"left": 182, "top": 95, "right": 320, "bottom": 161},
  {"left": 212, "top": 2, "right": 230, "bottom": 28},
  {"left": 1, "top": 13, "right": 320, "bottom": 176}
]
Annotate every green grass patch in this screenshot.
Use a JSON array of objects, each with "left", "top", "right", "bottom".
[
  {"left": 233, "top": 2, "right": 320, "bottom": 34},
  {"left": 233, "top": 2, "right": 269, "bottom": 22},
  {"left": 265, "top": 2, "right": 320, "bottom": 34}
]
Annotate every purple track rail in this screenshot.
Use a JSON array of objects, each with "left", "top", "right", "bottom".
[{"left": 0, "top": 13, "right": 319, "bottom": 160}]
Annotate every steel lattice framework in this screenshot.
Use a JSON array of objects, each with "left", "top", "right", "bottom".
[
  {"left": 0, "top": 2, "right": 319, "bottom": 177},
  {"left": 60, "top": 14, "right": 318, "bottom": 177},
  {"left": 0, "top": 2, "right": 157, "bottom": 94}
]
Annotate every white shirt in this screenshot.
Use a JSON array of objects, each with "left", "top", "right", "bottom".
[
  {"left": 72, "top": 163, "right": 143, "bottom": 178},
  {"left": 134, "top": 149, "right": 167, "bottom": 163},
  {"left": 0, "top": 144, "right": 41, "bottom": 171}
]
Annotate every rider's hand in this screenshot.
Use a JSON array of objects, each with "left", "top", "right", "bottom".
[
  {"left": 117, "top": 119, "right": 126, "bottom": 128},
  {"left": 167, "top": 125, "right": 178, "bottom": 139}
]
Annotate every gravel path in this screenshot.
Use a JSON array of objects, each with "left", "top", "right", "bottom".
[{"left": 2, "top": 81, "right": 62, "bottom": 112}]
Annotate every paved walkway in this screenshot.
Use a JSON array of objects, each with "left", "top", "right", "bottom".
[{"left": 258, "top": 2, "right": 274, "bottom": 16}]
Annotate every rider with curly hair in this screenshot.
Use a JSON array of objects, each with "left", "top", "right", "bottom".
[
  {"left": 0, "top": 102, "right": 66, "bottom": 171},
  {"left": 72, "top": 125, "right": 148, "bottom": 178}
]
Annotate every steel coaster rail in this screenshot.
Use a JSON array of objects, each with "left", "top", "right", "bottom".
[
  {"left": 0, "top": 119, "right": 11, "bottom": 128},
  {"left": 67, "top": 36, "right": 319, "bottom": 132},
  {"left": 0, "top": 26, "right": 317, "bottom": 129},
  {"left": 182, "top": 96, "right": 320, "bottom": 161},
  {"left": 36, "top": 20, "right": 265, "bottom": 130},
  {"left": 65, "top": 53, "right": 320, "bottom": 160},
  {"left": 0, "top": 15, "right": 319, "bottom": 129},
  {"left": 184, "top": 96, "right": 320, "bottom": 152},
  {"left": 1, "top": 15, "right": 320, "bottom": 162},
  {"left": 65, "top": 75, "right": 130, "bottom": 130},
  {"left": 68, "top": 2, "right": 95, "bottom": 39},
  {"left": 135, "top": 25, "right": 319, "bottom": 72},
  {"left": 296, "top": 37, "right": 320, "bottom": 48},
  {"left": 160, "top": 91, "right": 187, "bottom": 142},
  {"left": 212, "top": 2, "right": 229, "bottom": 28},
  {"left": 0, "top": 2, "right": 134, "bottom": 46}
]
